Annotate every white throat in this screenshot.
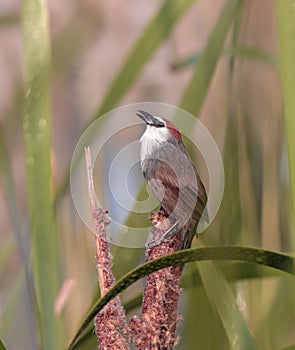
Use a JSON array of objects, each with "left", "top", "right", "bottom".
[{"left": 140, "top": 125, "right": 170, "bottom": 160}]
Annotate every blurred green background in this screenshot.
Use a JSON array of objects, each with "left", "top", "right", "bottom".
[{"left": 0, "top": 0, "right": 294, "bottom": 349}]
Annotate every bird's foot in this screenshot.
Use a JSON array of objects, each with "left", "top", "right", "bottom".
[
  {"left": 148, "top": 209, "right": 179, "bottom": 248},
  {"left": 147, "top": 221, "right": 179, "bottom": 248}
]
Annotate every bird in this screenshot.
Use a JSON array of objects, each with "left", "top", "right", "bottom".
[{"left": 137, "top": 110, "right": 208, "bottom": 249}]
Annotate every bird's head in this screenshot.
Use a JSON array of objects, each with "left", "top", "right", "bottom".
[{"left": 136, "top": 110, "right": 182, "bottom": 146}]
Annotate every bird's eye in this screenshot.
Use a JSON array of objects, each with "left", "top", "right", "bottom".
[{"left": 153, "top": 120, "right": 165, "bottom": 128}]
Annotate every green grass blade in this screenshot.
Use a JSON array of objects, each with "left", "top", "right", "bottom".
[
  {"left": 180, "top": 0, "right": 242, "bottom": 115},
  {"left": 22, "top": 0, "right": 59, "bottom": 348},
  {"left": 224, "top": 45, "right": 277, "bottom": 66},
  {"left": 173, "top": 46, "right": 277, "bottom": 70},
  {"left": 171, "top": 53, "right": 202, "bottom": 70},
  {"left": 0, "top": 340, "right": 7, "bottom": 350},
  {"left": 68, "top": 246, "right": 295, "bottom": 349},
  {"left": 198, "top": 261, "right": 259, "bottom": 349},
  {"left": 186, "top": 273, "right": 229, "bottom": 349},
  {"left": 93, "top": 0, "right": 196, "bottom": 120},
  {"left": 275, "top": 0, "right": 295, "bottom": 247},
  {"left": 71, "top": 259, "right": 288, "bottom": 348}
]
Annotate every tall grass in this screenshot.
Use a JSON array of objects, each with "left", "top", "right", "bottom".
[
  {"left": 22, "top": 0, "right": 60, "bottom": 348},
  {"left": 0, "top": 0, "right": 294, "bottom": 349}
]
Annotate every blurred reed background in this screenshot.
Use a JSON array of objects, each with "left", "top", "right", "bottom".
[{"left": 0, "top": 0, "right": 294, "bottom": 349}]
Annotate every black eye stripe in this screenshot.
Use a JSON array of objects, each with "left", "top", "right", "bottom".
[{"left": 151, "top": 120, "right": 165, "bottom": 128}]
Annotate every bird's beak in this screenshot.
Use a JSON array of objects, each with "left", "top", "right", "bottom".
[{"left": 136, "top": 110, "right": 165, "bottom": 127}]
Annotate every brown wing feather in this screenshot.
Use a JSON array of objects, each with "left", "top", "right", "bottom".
[
  {"left": 149, "top": 159, "right": 206, "bottom": 223},
  {"left": 142, "top": 153, "right": 207, "bottom": 248}
]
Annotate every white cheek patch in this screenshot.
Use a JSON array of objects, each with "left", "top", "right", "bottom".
[
  {"left": 140, "top": 126, "right": 170, "bottom": 160},
  {"left": 140, "top": 125, "right": 168, "bottom": 143}
]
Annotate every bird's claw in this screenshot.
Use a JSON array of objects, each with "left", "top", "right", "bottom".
[{"left": 147, "top": 221, "right": 179, "bottom": 248}]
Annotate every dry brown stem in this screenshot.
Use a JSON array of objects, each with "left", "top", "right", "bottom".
[
  {"left": 85, "top": 147, "right": 129, "bottom": 350},
  {"left": 129, "top": 210, "right": 185, "bottom": 349}
]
